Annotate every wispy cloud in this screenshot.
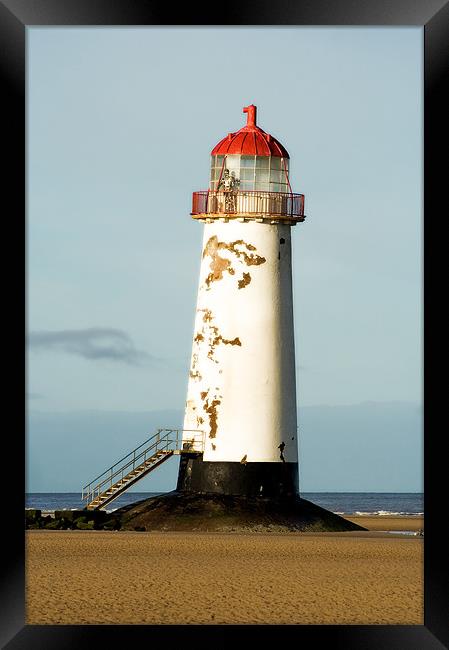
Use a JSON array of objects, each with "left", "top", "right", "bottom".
[{"left": 27, "top": 328, "right": 153, "bottom": 366}]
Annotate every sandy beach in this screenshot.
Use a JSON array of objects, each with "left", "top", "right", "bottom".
[
  {"left": 26, "top": 516, "right": 423, "bottom": 625},
  {"left": 345, "top": 515, "right": 423, "bottom": 531}
]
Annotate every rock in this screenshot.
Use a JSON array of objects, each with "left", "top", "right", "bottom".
[
  {"left": 102, "top": 518, "right": 121, "bottom": 531},
  {"left": 45, "top": 519, "right": 62, "bottom": 530},
  {"left": 59, "top": 518, "right": 75, "bottom": 529},
  {"left": 40, "top": 515, "right": 53, "bottom": 525},
  {"left": 73, "top": 516, "right": 88, "bottom": 528},
  {"left": 54, "top": 510, "right": 89, "bottom": 522},
  {"left": 76, "top": 521, "right": 95, "bottom": 530},
  {"left": 25, "top": 509, "right": 42, "bottom": 521}
]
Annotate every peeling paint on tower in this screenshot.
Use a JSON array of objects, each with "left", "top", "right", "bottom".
[
  {"left": 204, "top": 397, "right": 221, "bottom": 439},
  {"left": 202, "top": 236, "right": 265, "bottom": 290},
  {"left": 238, "top": 272, "right": 251, "bottom": 289}
]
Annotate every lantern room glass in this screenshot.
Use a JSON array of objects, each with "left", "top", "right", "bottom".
[{"left": 210, "top": 155, "right": 290, "bottom": 193}]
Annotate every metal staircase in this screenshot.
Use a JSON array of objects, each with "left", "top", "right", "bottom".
[{"left": 82, "top": 428, "right": 204, "bottom": 511}]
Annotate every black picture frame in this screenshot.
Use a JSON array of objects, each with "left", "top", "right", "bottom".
[{"left": 3, "top": 1, "right": 448, "bottom": 647}]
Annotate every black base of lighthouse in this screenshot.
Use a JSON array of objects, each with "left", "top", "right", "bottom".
[
  {"left": 176, "top": 454, "right": 298, "bottom": 498},
  {"left": 112, "top": 454, "right": 366, "bottom": 533},
  {"left": 114, "top": 491, "right": 366, "bottom": 533}
]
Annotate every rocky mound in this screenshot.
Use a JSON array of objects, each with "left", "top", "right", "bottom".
[{"left": 113, "top": 491, "right": 367, "bottom": 533}]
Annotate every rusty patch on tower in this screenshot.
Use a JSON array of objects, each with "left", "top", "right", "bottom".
[
  {"left": 196, "top": 314, "right": 243, "bottom": 364},
  {"left": 238, "top": 272, "right": 251, "bottom": 289},
  {"left": 205, "top": 257, "right": 234, "bottom": 288},
  {"left": 212, "top": 334, "right": 241, "bottom": 348},
  {"left": 204, "top": 398, "right": 221, "bottom": 439},
  {"left": 203, "top": 236, "right": 235, "bottom": 287},
  {"left": 199, "top": 308, "right": 213, "bottom": 323},
  {"left": 202, "top": 236, "right": 266, "bottom": 290},
  {"left": 227, "top": 239, "right": 266, "bottom": 267}
]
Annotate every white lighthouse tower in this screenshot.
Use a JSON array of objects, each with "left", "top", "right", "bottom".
[{"left": 177, "top": 105, "right": 305, "bottom": 498}]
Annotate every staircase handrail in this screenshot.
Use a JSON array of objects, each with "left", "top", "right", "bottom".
[
  {"left": 82, "top": 428, "right": 204, "bottom": 503},
  {"left": 82, "top": 430, "right": 155, "bottom": 491},
  {"left": 83, "top": 428, "right": 168, "bottom": 492},
  {"left": 83, "top": 434, "right": 170, "bottom": 502}
]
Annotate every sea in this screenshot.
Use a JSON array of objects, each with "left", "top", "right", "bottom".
[{"left": 25, "top": 492, "right": 424, "bottom": 516}]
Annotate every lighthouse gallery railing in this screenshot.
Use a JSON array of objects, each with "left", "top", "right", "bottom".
[{"left": 192, "top": 190, "right": 305, "bottom": 219}]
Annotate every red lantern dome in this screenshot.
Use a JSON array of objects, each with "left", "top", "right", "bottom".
[{"left": 211, "top": 105, "right": 289, "bottom": 158}]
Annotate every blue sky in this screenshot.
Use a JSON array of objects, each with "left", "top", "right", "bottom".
[{"left": 27, "top": 27, "right": 422, "bottom": 491}]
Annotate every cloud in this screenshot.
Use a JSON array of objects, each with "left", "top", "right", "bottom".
[
  {"left": 27, "top": 392, "right": 44, "bottom": 400},
  {"left": 27, "top": 328, "right": 153, "bottom": 366}
]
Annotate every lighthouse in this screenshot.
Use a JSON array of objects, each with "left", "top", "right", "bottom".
[
  {"left": 82, "top": 104, "right": 364, "bottom": 531},
  {"left": 177, "top": 105, "right": 305, "bottom": 498}
]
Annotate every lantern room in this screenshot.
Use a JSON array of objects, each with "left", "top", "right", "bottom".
[{"left": 192, "top": 105, "right": 305, "bottom": 223}]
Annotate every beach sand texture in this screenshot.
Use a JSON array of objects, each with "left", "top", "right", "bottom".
[
  {"left": 26, "top": 524, "right": 423, "bottom": 625},
  {"left": 346, "top": 515, "right": 423, "bottom": 531}
]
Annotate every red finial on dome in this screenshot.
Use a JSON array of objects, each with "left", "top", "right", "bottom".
[{"left": 243, "top": 105, "right": 257, "bottom": 127}]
